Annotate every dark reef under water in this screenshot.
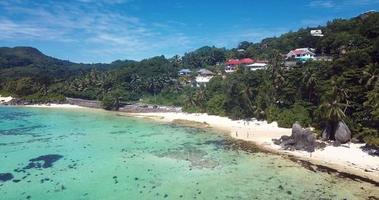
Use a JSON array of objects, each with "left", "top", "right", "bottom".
[
  {"left": 24, "top": 154, "right": 63, "bottom": 169},
  {"left": 0, "top": 173, "right": 14, "bottom": 182}
]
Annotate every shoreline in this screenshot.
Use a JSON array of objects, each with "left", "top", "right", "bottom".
[
  {"left": 3, "top": 103, "right": 379, "bottom": 184},
  {"left": 0, "top": 96, "right": 13, "bottom": 103},
  {"left": 24, "top": 103, "right": 84, "bottom": 109},
  {"left": 127, "top": 112, "right": 379, "bottom": 184}
]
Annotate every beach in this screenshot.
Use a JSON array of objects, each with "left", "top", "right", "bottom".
[
  {"left": 0, "top": 96, "right": 13, "bottom": 103},
  {"left": 24, "top": 103, "right": 84, "bottom": 109},
  {"left": 128, "top": 112, "right": 379, "bottom": 183}
]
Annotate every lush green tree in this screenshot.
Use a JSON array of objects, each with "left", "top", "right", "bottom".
[{"left": 206, "top": 94, "right": 226, "bottom": 116}]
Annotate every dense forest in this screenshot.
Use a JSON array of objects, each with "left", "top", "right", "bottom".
[{"left": 0, "top": 12, "right": 378, "bottom": 146}]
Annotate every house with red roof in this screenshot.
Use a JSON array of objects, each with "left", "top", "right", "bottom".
[
  {"left": 225, "top": 59, "right": 240, "bottom": 73},
  {"left": 286, "top": 48, "right": 315, "bottom": 61},
  {"left": 239, "top": 58, "right": 255, "bottom": 65},
  {"left": 225, "top": 58, "right": 256, "bottom": 73}
]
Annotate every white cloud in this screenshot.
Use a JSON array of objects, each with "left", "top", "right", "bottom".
[
  {"left": 309, "top": 1, "right": 335, "bottom": 8},
  {"left": 0, "top": 0, "right": 194, "bottom": 62},
  {"left": 0, "top": 19, "right": 67, "bottom": 40},
  {"left": 308, "top": 0, "right": 379, "bottom": 9},
  {"left": 76, "top": 0, "right": 133, "bottom": 4}
]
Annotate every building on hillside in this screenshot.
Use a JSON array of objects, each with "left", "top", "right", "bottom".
[
  {"left": 239, "top": 58, "right": 255, "bottom": 65},
  {"left": 286, "top": 48, "right": 316, "bottom": 61},
  {"left": 224, "top": 58, "right": 255, "bottom": 73},
  {"left": 225, "top": 59, "right": 240, "bottom": 73},
  {"left": 198, "top": 69, "right": 214, "bottom": 76},
  {"left": 310, "top": 30, "right": 324, "bottom": 37},
  {"left": 246, "top": 61, "right": 268, "bottom": 71},
  {"left": 178, "top": 68, "right": 191, "bottom": 76},
  {"left": 195, "top": 69, "right": 214, "bottom": 87}
]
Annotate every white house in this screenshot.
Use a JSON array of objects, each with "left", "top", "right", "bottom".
[
  {"left": 310, "top": 30, "right": 324, "bottom": 37},
  {"left": 286, "top": 48, "right": 316, "bottom": 61},
  {"left": 195, "top": 69, "right": 214, "bottom": 87},
  {"left": 246, "top": 62, "right": 268, "bottom": 71},
  {"left": 178, "top": 68, "right": 191, "bottom": 76}
]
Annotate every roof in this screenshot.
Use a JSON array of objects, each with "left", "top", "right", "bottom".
[
  {"left": 287, "top": 48, "right": 315, "bottom": 57},
  {"left": 239, "top": 58, "right": 255, "bottom": 64},
  {"left": 246, "top": 63, "right": 267, "bottom": 67},
  {"left": 198, "top": 69, "right": 214, "bottom": 75},
  {"left": 179, "top": 69, "right": 191, "bottom": 73},
  {"left": 226, "top": 59, "right": 240, "bottom": 65},
  {"left": 226, "top": 58, "right": 256, "bottom": 65},
  {"left": 196, "top": 76, "right": 212, "bottom": 83}
]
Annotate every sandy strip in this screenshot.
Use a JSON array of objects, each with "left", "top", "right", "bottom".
[
  {"left": 0, "top": 96, "right": 13, "bottom": 103},
  {"left": 24, "top": 104, "right": 85, "bottom": 109},
  {"left": 128, "top": 112, "right": 379, "bottom": 183}
]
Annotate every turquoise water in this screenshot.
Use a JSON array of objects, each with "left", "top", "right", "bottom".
[{"left": 0, "top": 107, "right": 377, "bottom": 200}]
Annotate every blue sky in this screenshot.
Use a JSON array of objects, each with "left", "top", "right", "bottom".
[{"left": 0, "top": 0, "right": 378, "bottom": 63}]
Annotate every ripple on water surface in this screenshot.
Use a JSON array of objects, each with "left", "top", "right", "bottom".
[{"left": 0, "top": 106, "right": 378, "bottom": 200}]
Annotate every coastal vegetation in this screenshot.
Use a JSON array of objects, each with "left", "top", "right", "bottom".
[{"left": 0, "top": 12, "right": 378, "bottom": 146}]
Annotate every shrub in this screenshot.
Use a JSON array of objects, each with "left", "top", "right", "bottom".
[
  {"left": 101, "top": 95, "right": 117, "bottom": 110},
  {"left": 228, "top": 106, "right": 245, "bottom": 120},
  {"left": 182, "top": 106, "right": 203, "bottom": 113},
  {"left": 266, "top": 104, "right": 312, "bottom": 128},
  {"left": 206, "top": 94, "right": 226, "bottom": 116},
  {"left": 360, "top": 128, "right": 379, "bottom": 147},
  {"left": 24, "top": 92, "right": 66, "bottom": 103},
  {"left": 265, "top": 105, "right": 281, "bottom": 123}
]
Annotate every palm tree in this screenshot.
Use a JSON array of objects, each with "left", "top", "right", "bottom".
[
  {"left": 360, "top": 63, "right": 378, "bottom": 89},
  {"left": 239, "top": 84, "right": 254, "bottom": 113},
  {"left": 194, "top": 88, "right": 207, "bottom": 111},
  {"left": 184, "top": 91, "right": 197, "bottom": 109},
  {"left": 332, "top": 85, "right": 350, "bottom": 112},
  {"left": 302, "top": 67, "right": 318, "bottom": 102},
  {"left": 364, "top": 82, "right": 379, "bottom": 121},
  {"left": 266, "top": 51, "right": 286, "bottom": 104},
  {"left": 306, "top": 74, "right": 317, "bottom": 101},
  {"left": 320, "top": 100, "right": 346, "bottom": 123},
  {"left": 319, "top": 99, "right": 347, "bottom": 140}
]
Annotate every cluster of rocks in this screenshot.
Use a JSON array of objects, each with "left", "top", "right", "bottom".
[
  {"left": 2, "top": 98, "right": 66, "bottom": 106},
  {"left": 273, "top": 121, "right": 354, "bottom": 152},
  {"left": 273, "top": 122, "right": 324, "bottom": 152},
  {"left": 2, "top": 98, "right": 33, "bottom": 105},
  {"left": 119, "top": 103, "right": 182, "bottom": 113},
  {"left": 321, "top": 121, "right": 351, "bottom": 144},
  {"left": 66, "top": 98, "right": 100, "bottom": 108},
  {"left": 361, "top": 144, "right": 379, "bottom": 156}
]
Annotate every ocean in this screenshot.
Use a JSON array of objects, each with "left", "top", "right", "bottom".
[{"left": 0, "top": 106, "right": 377, "bottom": 199}]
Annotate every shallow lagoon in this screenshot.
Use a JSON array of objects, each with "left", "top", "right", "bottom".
[{"left": 0, "top": 107, "right": 378, "bottom": 200}]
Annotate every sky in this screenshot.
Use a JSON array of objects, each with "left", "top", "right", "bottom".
[{"left": 0, "top": 0, "right": 378, "bottom": 63}]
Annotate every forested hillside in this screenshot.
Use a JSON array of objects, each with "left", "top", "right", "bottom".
[{"left": 0, "top": 12, "right": 378, "bottom": 145}]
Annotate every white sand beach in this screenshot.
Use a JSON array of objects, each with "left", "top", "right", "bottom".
[
  {"left": 0, "top": 96, "right": 13, "bottom": 103},
  {"left": 129, "top": 112, "right": 379, "bottom": 183}
]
